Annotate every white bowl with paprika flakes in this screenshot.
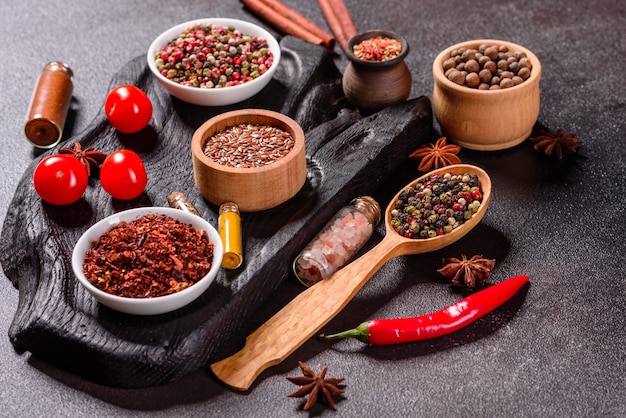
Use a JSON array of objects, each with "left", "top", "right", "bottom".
[
  {"left": 191, "top": 108, "right": 307, "bottom": 212},
  {"left": 432, "top": 39, "right": 542, "bottom": 150},
  {"left": 72, "top": 207, "right": 223, "bottom": 315},
  {"left": 147, "top": 18, "right": 281, "bottom": 106}
]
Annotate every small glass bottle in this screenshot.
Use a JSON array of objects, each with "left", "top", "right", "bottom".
[
  {"left": 293, "top": 196, "right": 381, "bottom": 287},
  {"left": 167, "top": 191, "right": 201, "bottom": 216},
  {"left": 219, "top": 202, "right": 243, "bottom": 269},
  {"left": 24, "top": 61, "right": 74, "bottom": 149}
]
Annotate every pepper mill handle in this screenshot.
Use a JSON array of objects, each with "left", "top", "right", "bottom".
[{"left": 210, "top": 235, "right": 403, "bottom": 391}]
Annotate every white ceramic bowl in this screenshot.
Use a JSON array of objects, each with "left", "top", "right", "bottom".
[
  {"left": 147, "top": 18, "right": 281, "bottom": 106},
  {"left": 72, "top": 207, "right": 223, "bottom": 315}
]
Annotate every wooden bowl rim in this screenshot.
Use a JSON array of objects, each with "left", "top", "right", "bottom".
[
  {"left": 432, "top": 38, "right": 542, "bottom": 97},
  {"left": 191, "top": 108, "right": 306, "bottom": 175}
]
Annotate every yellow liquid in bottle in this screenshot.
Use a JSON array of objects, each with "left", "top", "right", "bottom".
[{"left": 219, "top": 203, "right": 243, "bottom": 269}]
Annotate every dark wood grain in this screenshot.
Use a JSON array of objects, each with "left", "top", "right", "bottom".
[{"left": 0, "top": 37, "right": 432, "bottom": 387}]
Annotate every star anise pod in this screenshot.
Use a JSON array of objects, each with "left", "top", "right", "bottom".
[
  {"left": 286, "top": 361, "right": 345, "bottom": 411},
  {"left": 58, "top": 142, "right": 107, "bottom": 176},
  {"left": 409, "top": 136, "right": 462, "bottom": 172},
  {"left": 437, "top": 254, "right": 496, "bottom": 287},
  {"left": 529, "top": 128, "right": 583, "bottom": 159}
]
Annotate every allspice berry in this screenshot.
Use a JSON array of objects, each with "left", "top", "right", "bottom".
[
  {"left": 518, "top": 67, "right": 531, "bottom": 80},
  {"left": 464, "top": 59, "right": 480, "bottom": 73},
  {"left": 484, "top": 60, "right": 497, "bottom": 74},
  {"left": 466, "top": 72, "right": 480, "bottom": 88},
  {"left": 447, "top": 69, "right": 466, "bottom": 85},
  {"left": 479, "top": 68, "right": 492, "bottom": 83},
  {"left": 443, "top": 58, "right": 456, "bottom": 71},
  {"left": 500, "top": 78, "right": 515, "bottom": 89},
  {"left": 484, "top": 46, "right": 499, "bottom": 60}
]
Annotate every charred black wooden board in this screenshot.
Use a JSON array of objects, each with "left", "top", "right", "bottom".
[{"left": 0, "top": 37, "right": 432, "bottom": 387}]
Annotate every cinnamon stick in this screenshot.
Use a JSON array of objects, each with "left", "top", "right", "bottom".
[
  {"left": 318, "top": 0, "right": 358, "bottom": 49},
  {"left": 318, "top": 0, "right": 346, "bottom": 49},
  {"left": 328, "top": 0, "right": 358, "bottom": 43},
  {"left": 240, "top": 0, "right": 335, "bottom": 50}
]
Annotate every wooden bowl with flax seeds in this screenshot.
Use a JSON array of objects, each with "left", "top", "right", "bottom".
[{"left": 191, "top": 109, "right": 306, "bottom": 212}]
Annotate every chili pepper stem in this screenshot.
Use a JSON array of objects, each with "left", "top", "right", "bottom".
[{"left": 320, "top": 321, "right": 370, "bottom": 343}]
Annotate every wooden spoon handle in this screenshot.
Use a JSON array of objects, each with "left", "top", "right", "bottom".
[{"left": 210, "top": 236, "right": 402, "bottom": 391}]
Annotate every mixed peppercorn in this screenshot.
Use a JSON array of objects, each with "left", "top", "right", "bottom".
[
  {"left": 154, "top": 23, "right": 274, "bottom": 88},
  {"left": 391, "top": 172, "right": 483, "bottom": 239}
]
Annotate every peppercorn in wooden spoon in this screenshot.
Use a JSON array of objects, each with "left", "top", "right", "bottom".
[{"left": 210, "top": 164, "right": 492, "bottom": 391}]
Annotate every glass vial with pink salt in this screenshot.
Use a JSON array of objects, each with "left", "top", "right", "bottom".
[{"left": 293, "top": 196, "right": 381, "bottom": 287}]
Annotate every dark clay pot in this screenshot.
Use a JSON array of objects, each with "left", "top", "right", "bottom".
[{"left": 342, "top": 30, "right": 412, "bottom": 114}]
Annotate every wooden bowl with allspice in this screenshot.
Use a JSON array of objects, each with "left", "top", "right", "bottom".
[
  {"left": 191, "top": 109, "right": 307, "bottom": 212},
  {"left": 433, "top": 39, "right": 542, "bottom": 151}
]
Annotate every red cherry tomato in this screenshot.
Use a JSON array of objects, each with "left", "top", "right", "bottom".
[
  {"left": 104, "top": 85, "right": 153, "bottom": 133},
  {"left": 33, "top": 154, "right": 89, "bottom": 205},
  {"left": 100, "top": 150, "right": 148, "bottom": 200}
]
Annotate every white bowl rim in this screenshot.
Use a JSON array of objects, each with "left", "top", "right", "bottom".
[
  {"left": 146, "top": 17, "right": 281, "bottom": 95},
  {"left": 72, "top": 207, "right": 223, "bottom": 314}
]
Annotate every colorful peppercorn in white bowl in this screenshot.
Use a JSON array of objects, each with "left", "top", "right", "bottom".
[
  {"left": 147, "top": 18, "right": 281, "bottom": 106},
  {"left": 432, "top": 39, "right": 541, "bottom": 150},
  {"left": 72, "top": 207, "right": 223, "bottom": 315}
]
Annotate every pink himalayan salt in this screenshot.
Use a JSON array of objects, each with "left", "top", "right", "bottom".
[{"left": 294, "top": 210, "right": 373, "bottom": 286}]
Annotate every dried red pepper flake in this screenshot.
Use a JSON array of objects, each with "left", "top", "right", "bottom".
[
  {"left": 82, "top": 214, "right": 214, "bottom": 298},
  {"left": 352, "top": 36, "right": 402, "bottom": 61}
]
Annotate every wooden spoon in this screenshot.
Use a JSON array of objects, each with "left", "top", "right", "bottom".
[{"left": 210, "top": 164, "right": 491, "bottom": 391}]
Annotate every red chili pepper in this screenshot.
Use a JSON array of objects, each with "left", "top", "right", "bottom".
[{"left": 321, "top": 275, "right": 528, "bottom": 345}]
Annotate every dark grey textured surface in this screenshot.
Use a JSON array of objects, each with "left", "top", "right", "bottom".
[{"left": 1, "top": 0, "right": 624, "bottom": 417}]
